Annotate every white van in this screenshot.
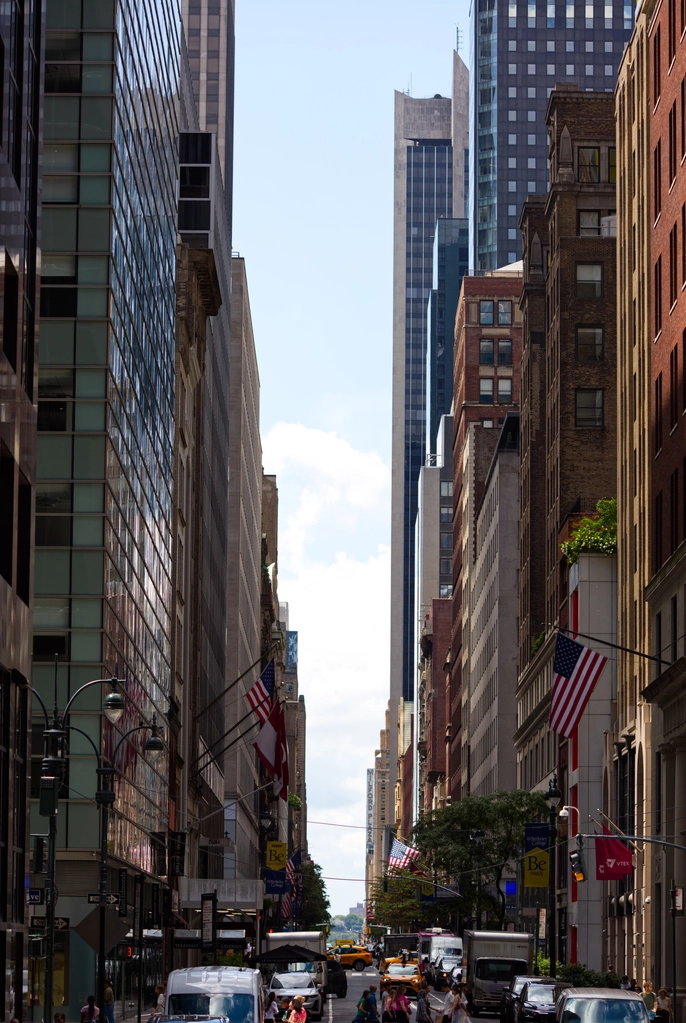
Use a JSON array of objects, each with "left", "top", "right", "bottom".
[{"left": 165, "top": 966, "right": 263, "bottom": 1023}]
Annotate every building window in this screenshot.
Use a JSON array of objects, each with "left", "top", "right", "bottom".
[
  {"left": 498, "top": 300, "right": 512, "bottom": 324},
  {"left": 655, "top": 256, "right": 663, "bottom": 336},
  {"left": 609, "top": 147, "right": 616, "bottom": 183},
  {"left": 576, "top": 263, "right": 602, "bottom": 298},
  {"left": 671, "top": 344, "right": 679, "bottom": 429},
  {"left": 655, "top": 491, "right": 664, "bottom": 570},
  {"left": 439, "top": 584, "right": 453, "bottom": 598},
  {"left": 575, "top": 389, "right": 604, "bottom": 427},
  {"left": 440, "top": 506, "right": 452, "bottom": 523},
  {"left": 440, "top": 532, "right": 452, "bottom": 549},
  {"left": 480, "top": 377, "right": 494, "bottom": 403},
  {"left": 440, "top": 481, "right": 453, "bottom": 498},
  {"left": 670, "top": 222, "right": 679, "bottom": 308},
  {"left": 480, "top": 339, "right": 495, "bottom": 364},
  {"left": 578, "top": 147, "right": 600, "bottom": 181},
  {"left": 669, "top": 101, "right": 678, "bottom": 184},
  {"left": 654, "top": 139, "right": 662, "bottom": 218},
  {"left": 579, "top": 211, "right": 601, "bottom": 236},
  {"left": 480, "top": 300, "right": 494, "bottom": 324},
  {"left": 671, "top": 469, "right": 679, "bottom": 554},
  {"left": 498, "top": 339, "right": 513, "bottom": 365},
  {"left": 440, "top": 557, "right": 452, "bottom": 574},
  {"left": 576, "top": 326, "right": 604, "bottom": 361},
  {"left": 654, "top": 26, "right": 662, "bottom": 105},
  {"left": 656, "top": 371, "right": 664, "bottom": 455},
  {"left": 498, "top": 377, "right": 513, "bottom": 403},
  {"left": 669, "top": 0, "right": 677, "bottom": 62}
]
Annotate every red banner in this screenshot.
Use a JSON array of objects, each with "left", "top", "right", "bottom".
[{"left": 595, "top": 826, "right": 633, "bottom": 880}]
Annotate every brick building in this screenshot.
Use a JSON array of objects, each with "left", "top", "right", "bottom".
[
  {"left": 640, "top": 0, "right": 686, "bottom": 1001},
  {"left": 417, "top": 598, "right": 451, "bottom": 813},
  {"left": 450, "top": 270, "right": 522, "bottom": 801},
  {"left": 514, "top": 85, "right": 618, "bottom": 968}
]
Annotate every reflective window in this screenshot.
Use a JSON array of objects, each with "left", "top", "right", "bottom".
[
  {"left": 578, "top": 147, "right": 600, "bottom": 181},
  {"left": 575, "top": 389, "right": 604, "bottom": 426},
  {"left": 576, "top": 263, "right": 603, "bottom": 298}
]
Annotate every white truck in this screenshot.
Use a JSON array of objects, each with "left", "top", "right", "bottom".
[
  {"left": 463, "top": 930, "right": 534, "bottom": 1015},
  {"left": 265, "top": 930, "right": 333, "bottom": 1012}
]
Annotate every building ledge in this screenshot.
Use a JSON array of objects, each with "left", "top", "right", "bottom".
[
  {"left": 645, "top": 536, "right": 686, "bottom": 605},
  {"left": 641, "top": 655, "right": 686, "bottom": 708}
]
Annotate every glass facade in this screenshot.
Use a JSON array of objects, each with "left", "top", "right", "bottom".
[
  {"left": 34, "top": 0, "right": 178, "bottom": 900},
  {"left": 470, "top": 0, "right": 633, "bottom": 270},
  {"left": 401, "top": 140, "right": 453, "bottom": 702},
  {"left": 427, "top": 218, "right": 469, "bottom": 453}
]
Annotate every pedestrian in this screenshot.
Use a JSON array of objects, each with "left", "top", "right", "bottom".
[
  {"left": 629, "top": 980, "right": 639, "bottom": 993},
  {"left": 368, "top": 985, "right": 380, "bottom": 1020},
  {"left": 55, "top": 1014, "right": 66, "bottom": 1023},
  {"left": 620, "top": 976, "right": 631, "bottom": 991},
  {"left": 355, "top": 990, "right": 371, "bottom": 1022},
  {"left": 381, "top": 987, "right": 395, "bottom": 1023},
  {"left": 288, "top": 997, "right": 307, "bottom": 1023},
  {"left": 104, "top": 978, "right": 115, "bottom": 1023},
  {"left": 416, "top": 986, "right": 432, "bottom": 1023},
  {"left": 443, "top": 984, "right": 458, "bottom": 1023},
  {"left": 265, "top": 993, "right": 279, "bottom": 1021},
  {"left": 80, "top": 996, "right": 100, "bottom": 1023},
  {"left": 451, "top": 985, "right": 470, "bottom": 1023},
  {"left": 279, "top": 998, "right": 291, "bottom": 1022},
  {"left": 391, "top": 986, "right": 411, "bottom": 1023},
  {"left": 642, "top": 982, "right": 656, "bottom": 1013},
  {"left": 656, "top": 989, "right": 671, "bottom": 1021}
]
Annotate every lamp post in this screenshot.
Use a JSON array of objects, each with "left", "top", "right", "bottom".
[
  {"left": 31, "top": 661, "right": 164, "bottom": 1023},
  {"left": 545, "top": 776, "right": 562, "bottom": 977}
]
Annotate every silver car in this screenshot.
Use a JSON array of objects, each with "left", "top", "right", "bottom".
[{"left": 268, "top": 971, "right": 323, "bottom": 1022}]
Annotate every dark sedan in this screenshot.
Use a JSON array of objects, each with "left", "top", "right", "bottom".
[
  {"left": 513, "top": 983, "right": 557, "bottom": 1023},
  {"left": 501, "top": 977, "right": 554, "bottom": 1023}
]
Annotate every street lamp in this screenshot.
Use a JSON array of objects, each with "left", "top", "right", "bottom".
[
  {"left": 31, "top": 661, "right": 165, "bottom": 1023},
  {"left": 546, "top": 775, "right": 562, "bottom": 978}
]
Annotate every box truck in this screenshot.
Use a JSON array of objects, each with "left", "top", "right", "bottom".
[{"left": 463, "top": 930, "right": 534, "bottom": 1015}]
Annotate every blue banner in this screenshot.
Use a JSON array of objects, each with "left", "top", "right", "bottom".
[
  {"left": 265, "top": 870, "right": 290, "bottom": 895},
  {"left": 287, "top": 631, "right": 298, "bottom": 670}
]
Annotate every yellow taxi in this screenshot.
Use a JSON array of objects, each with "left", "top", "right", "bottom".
[
  {"left": 380, "top": 962, "right": 423, "bottom": 996},
  {"left": 326, "top": 944, "right": 372, "bottom": 972},
  {"left": 385, "top": 952, "right": 418, "bottom": 968}
]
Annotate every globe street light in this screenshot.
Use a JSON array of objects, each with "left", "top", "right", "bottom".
[{"left": 546, "top": 775, "right": 562, "bottom": 977}]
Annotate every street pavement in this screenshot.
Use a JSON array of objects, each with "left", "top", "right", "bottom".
[{"left": 327, "top": 968, "right": 465, "bottom": 1023}]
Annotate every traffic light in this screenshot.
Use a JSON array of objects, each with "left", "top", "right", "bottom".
[
  {"left": 569, "top": 835, "right": 588, "bottom": 883},
  {"left": 31, "top": 836, "right": 46, "bottom": 873}
]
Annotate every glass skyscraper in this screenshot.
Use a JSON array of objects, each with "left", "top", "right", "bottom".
[
  {"left": 470, "top": 0, "right": 632, "bottom": 270},
  {"left": 33, "top": 0, "right": 179, "bottom": 1010}
]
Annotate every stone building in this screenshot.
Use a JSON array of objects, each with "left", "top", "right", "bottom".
[
  {"left": 417, "top": 598, "right": 451, "bottom": 813},
  {"left": 612, "top": 1, "right": 656, "bottom": 984},
  {"left": 450, "top": 270, "right": 522, "bottom": 801}
]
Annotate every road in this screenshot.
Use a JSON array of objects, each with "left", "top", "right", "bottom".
[{"left": 326, "top": 968, "right": 469, "bottom": 1023}]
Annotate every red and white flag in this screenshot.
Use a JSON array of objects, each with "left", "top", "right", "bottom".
[
  {"left": 246, "top": 660, "right": 275, "bottom": 723},
  {"left": 253, "top": 699, "right": 289, "bottom": 801},
  {"left": 549, "top": 633, "right": 608, "bottom": 737},
  {"left": 595, "top": 826, "right": 633, "bottom": 880}
]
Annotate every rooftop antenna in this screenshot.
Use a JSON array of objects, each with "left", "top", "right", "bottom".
[{"left": 456, "top": 25, "right": 462, "bottom": 51}]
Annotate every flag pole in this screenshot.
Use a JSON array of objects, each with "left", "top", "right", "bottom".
[{"left": 553, "top": 625, "right": 671, "bottom": 667}]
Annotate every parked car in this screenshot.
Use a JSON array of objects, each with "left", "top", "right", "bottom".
[
  {"left": 324, "top": 961, "right": 348, "bottom": 999},
  {"left": 268, "top": 971, "right": 323, "bottom": 1021},
  {"left": 501, "top": 977, "right": 554, "bottom": 1023},
  {"left": 556, "top": 989, "right": 650, "bottom": 1023},
  {"left": 165, "top": 966, "right": 262, "bottom": 1023},
  {"left": 513, "top": 983, "right": 558, "bottom": 1023}
]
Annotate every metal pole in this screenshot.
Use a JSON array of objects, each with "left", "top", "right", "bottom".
[
  {"left": 137, "top": 874, "right": 145, "bottom": 1023},
  {"left": 97, "top": 769, "right": 110, "bottom": 1023},
  {"left": 671, "top": 881, "right": 677, "bottom": 1022},
  {"left": 548, "top": 807, "right": 556, "bottom": 978},
  {"left": 44, "top": 812, "right": 57, "bottom": 1023}
]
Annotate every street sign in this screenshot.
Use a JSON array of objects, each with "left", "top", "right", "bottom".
[
  {"left": 88, "top": 893, "right": 119, "bottom": 905},
  {"left": 27, "top": 889, "right": 44, "bottom": 905},
  {"left": 675, "top": 887, "right": 684, "bottom": 914},
  {"left": 31, "top": 916, "right": 69, "bottom": 929}
]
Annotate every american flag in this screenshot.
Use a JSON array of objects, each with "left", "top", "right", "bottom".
[
  {"left": 246, "top": 660, "right": 276, "bottom": 722},
  {"left": 286, "top": 849, "right": 301, "bottom": 887},
  {"left": 282, "top": 890, "right": 292, "bottom": 920},
  {"left": 388, "top": 838, "right": 420, "bottom": 870},
  {"left": 549, "top": 633, "right": 608, "bottom": 738}
]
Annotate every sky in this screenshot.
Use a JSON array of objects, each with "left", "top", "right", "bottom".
[{"left": 233, "top": 0, "right": 470, "bottom": 917}]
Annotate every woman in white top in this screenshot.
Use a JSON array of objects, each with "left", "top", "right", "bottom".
[
  {"left": 450, "top": 985, "right": 470, "bottom": 1023},
  {"left": 265, "top": 993, "right": 279, "bottom": 1020}
]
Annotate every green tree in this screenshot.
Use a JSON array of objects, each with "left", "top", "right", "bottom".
[
  {"left": 413, "top": 789, "right": 549, "bottom": 930},
  {"left": 343, "top": 913, "right": 364, "bottom": 931},
  {"left": 298, "top": 860, "right": 331, "bottom": 930},
  {"left": 368, "top": 871, "right": 426, "bottom": 931}
]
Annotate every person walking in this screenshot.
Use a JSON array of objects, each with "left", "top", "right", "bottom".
[
  {"left": 620, "top": 977, "right": 631, "bottom": 991},
  {"left": 390, "top": 986, "right": 410, "bottom": 1023},
  {"left": 368, "top": 985, "right": 380, "bottom": 1020},
  {"left": 450, "top": 985, "right": 470, "bottom": 1023},
  {"left": 656, "top": 989, "right": 671, "bottom": 1022},
  {"left": 355, "top": 991, "right": 371, "bottom": 1022},
  {"left": 288, "top": 997, "right": 307, "bottom": 1023},
  {"left": 641, "top": 982, "right": 656, "bottom": 1013},
  {"left": 80, "top": 996, "right": 99, "bottom": 1023},
  {"left": 265, "top": 993, "right": 279, "bottom": 1021},
  {"left": 416, "top": 985, "right": 432, "bottom": 1023},
  {"left": 103, "top": 978, "right": 115, "bottom": 1023}
]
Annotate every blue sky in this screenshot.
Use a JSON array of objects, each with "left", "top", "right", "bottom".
[{"left": 233, "top": 0, "right": 470, "bottom": 916}]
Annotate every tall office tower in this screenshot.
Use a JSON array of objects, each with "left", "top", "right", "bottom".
[
  {"left": 390, "top": 52, "right": 468, "bottom": 783},
  {"left": 222, "top": 256, "right": 262, "bottom": 883},
  {"left": 34, "top": 0, "right": 179, "bottom": 1009},
  {"left": 469, "top": 0, "right": 633, "bottom": 271},
  {"left": 0, "top": 0, "right": 42, "bottom": 1009},
  {"left": 182, "top": 0, "right": 235, "bottom": 226}
]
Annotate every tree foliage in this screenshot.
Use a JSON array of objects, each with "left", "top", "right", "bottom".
[
  {"left": 298, "top": 860, "right": 331, "bottom": 930},
  {"left": 412, "top": 789, "right": 549, "bottom": 930},
  {"left": 368, "top": 871, "right": 429, "bottom": 931},
  {"left": 560, "top": 498, "right": 617, "bottom": 564}
]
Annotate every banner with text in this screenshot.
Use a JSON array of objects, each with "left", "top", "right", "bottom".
[{"left": 524, "top": 822, "right": 550, "bottom": 888}]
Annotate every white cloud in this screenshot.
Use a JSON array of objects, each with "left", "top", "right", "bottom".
[{"left": 262, "top": 423, "right": 390, "bottom": 915}]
